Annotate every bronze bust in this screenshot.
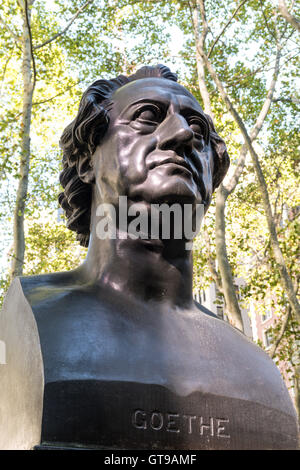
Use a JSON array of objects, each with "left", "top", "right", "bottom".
[{"left": 0, "top": 65, "right": 298, "bottom": 450}]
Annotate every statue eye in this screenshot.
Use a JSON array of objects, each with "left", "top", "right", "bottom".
[
  {"left": 135, "top": 106, "right": 162, "bottom": 124},
  {"left": 188, "top": 118, "right": 204, "bottom": 139}
]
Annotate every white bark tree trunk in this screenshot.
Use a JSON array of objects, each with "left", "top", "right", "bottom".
[
  {"left": 199, "top": 33, "right": 300, "bottom": 325},
  {"left": 190, "top": 1, "right": 214, "bottom": 118},
  {"left": 11, "top": 0, "right": 35, "bottom": 278},
  {"left": 190, "top": 0, "right": 296, "bottom": 330},
  {"left": 9, "top": 0, "right": 93, "bottom": 277},
  {"left": 278, "top": 0, "right": 300, "bottom": 32},
  {"left": 293, "top": 364, "right": 300, "bottom": 423},
  {"left": 190, "top": 0, "right": 243, "bottom": 329}
]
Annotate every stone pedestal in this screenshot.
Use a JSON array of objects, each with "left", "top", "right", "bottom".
[{"left": 0, "top": 279, "right": 43, "bottom": 450}]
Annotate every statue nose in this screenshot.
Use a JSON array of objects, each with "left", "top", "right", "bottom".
[{"left": 157, "top": 113, "right": 194, "bottom": 151}]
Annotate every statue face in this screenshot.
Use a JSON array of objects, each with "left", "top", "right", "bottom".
[{"left": 92, "top": 78, "right": 214, "bottom": 208}]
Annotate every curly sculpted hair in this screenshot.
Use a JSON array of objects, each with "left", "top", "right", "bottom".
[{"left": 58, "top": 65, "right": 230, "bottom": 247}]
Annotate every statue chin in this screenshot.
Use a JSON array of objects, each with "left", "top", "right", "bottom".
[{"left": 131, "top": 177, "right": 202, "bottom": 206}]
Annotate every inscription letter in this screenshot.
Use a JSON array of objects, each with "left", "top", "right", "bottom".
[
  {"left": 150, "top": 412, "right": 163, "bottom": 431},
  {"left": 166, "top": 413, "right": 180, "bottom": 433},
  {"left": 183, "top": 414, "right": 197, "bottom": 434},
  {"left": 217, "top": 418, "right": 230, "bottom": 439},
  {"left": 199, "top": 417, "right": 214, "bottom": 437},
  {"left": 132, "top": 409, "right": 147, "bottom": 429}
]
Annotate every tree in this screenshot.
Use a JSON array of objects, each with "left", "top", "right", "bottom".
[
  {"left": 0, "top": 0, "right": 101, "bottom": 278},
  {"left": 0, "top": 0, "right": 177, "bottom": 302},
  {"left": 183, "top": 0, "right": 300, "bottom": 326},
  {"left": 277, "top": 0, "right": 300, "bottom": 32},
  {"left": 189, "top": 0, "right": 283, "bottom": 331}
]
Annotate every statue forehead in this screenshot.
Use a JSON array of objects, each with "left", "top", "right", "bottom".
[{"left": 111, "top": 77, "right": 204, "bottom": 114}]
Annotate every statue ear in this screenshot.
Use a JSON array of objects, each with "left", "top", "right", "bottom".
[{"left": 76, "top": 154, "right": 95, "bottom": 184}]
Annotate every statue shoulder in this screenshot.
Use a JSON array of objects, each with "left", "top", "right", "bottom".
[
  {"left": 194, "top": 299, "right": 218, "bottom": 319},
  {"left": 18, "top": 270, "right": 81, "bottom": 307}
]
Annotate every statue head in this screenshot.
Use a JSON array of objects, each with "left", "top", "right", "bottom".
[{"left": 58, "top": 65, "right": 229, "bottom": 247}]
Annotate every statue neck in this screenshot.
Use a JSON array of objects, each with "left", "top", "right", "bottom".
[{"left": 80, "top": 227, "right": 194, "bottom": 309}]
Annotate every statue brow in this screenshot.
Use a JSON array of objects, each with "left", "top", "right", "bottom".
[
  {"left": 117, "top": 97, "right": 208, "bottom": 126},
  {"left": 117, "top": 97, "right": 169, "bottom": 116}
]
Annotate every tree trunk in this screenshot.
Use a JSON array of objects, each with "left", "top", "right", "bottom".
[
  {"left": 293, "top": 364, "right": 300, "bottom": 424},
  {"left": 190, "top": 1, "right": 214, "bottom": 118},
  {"left": 190, "top": 1, "right": 283, "bottom": 331},
  {"left": 11, "top": 1, "right": 35, "bottom": 278},
  {"left": 199, "top": 44, "right": 300, "bottom": 325},
  {"left": 189, "top": 0, "right": 244, "bottom": 329},
  {"left": 215, "top": 45, "right": 282, "bottom": 332},
  {"left": 278, "top": 0, "right": 300, "bottom": 33},
  {"left": 10, "top": 0, "right": 91, "bottom": 278},
  {"left": 215, "top": 186, "right": 244, "bottom": 330},
  {"left": 196, "top": 0, "right": 300, "bottom": 327}
]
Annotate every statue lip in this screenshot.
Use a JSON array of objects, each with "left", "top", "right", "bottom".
[
  {"left": 149, "top": 155, "right": 194, "bottom": 177},
  {"left": 148, "top": 153, "right": 201, "bottom": 188}
]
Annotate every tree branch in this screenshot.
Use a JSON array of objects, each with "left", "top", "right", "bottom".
[
  {"left": 278, "top": 0, "right": 300, "bottom": 33},
  {"left": 0, "top": 17, "right": 22, "bottom": 43},
  {"left": 24, "top": 0, "right": 36, "bottom": 89},
  {"left": 203, "top": 229, "right": 224, "bottom": 294},
  {"left": 273, "top": 96, "right": 300, "bottom": 105},
  {"left": 269, "top": 307, "right": 291, "bottom": 358},
  {"left": 189, "top": 0, "right": 214, "bottom": 116},
  {"left": 222, "top": 48, "right": 298, "bottom": 90},
  {"left": 207, "top": 0, "right": 249, "bottom": 58},
  {"left": 200, "top": 44, "right": 300, "bottom": 324},
  {"left": 0, "top": 49, "right": 14, "bottom": 97},
  {"left": 32, "top": 80, "right": 83, "bottom": 106},
  {"left": 34, "top": 0, "right": 95, "bottom": 50},
  {"left": 259, "top": 0, "right": 277, "bottom": 41},
  {"left": 221, "top": 35, "right": 282, "bottom": 197}
]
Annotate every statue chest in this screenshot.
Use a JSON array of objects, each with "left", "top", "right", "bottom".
[{"left": 31, "top": 298, "right": 298, "bottom": 450}]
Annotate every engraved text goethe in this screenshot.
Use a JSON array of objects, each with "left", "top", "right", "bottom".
[{"left": 132, "top": 409, "right": 230, "bottom": 438}]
